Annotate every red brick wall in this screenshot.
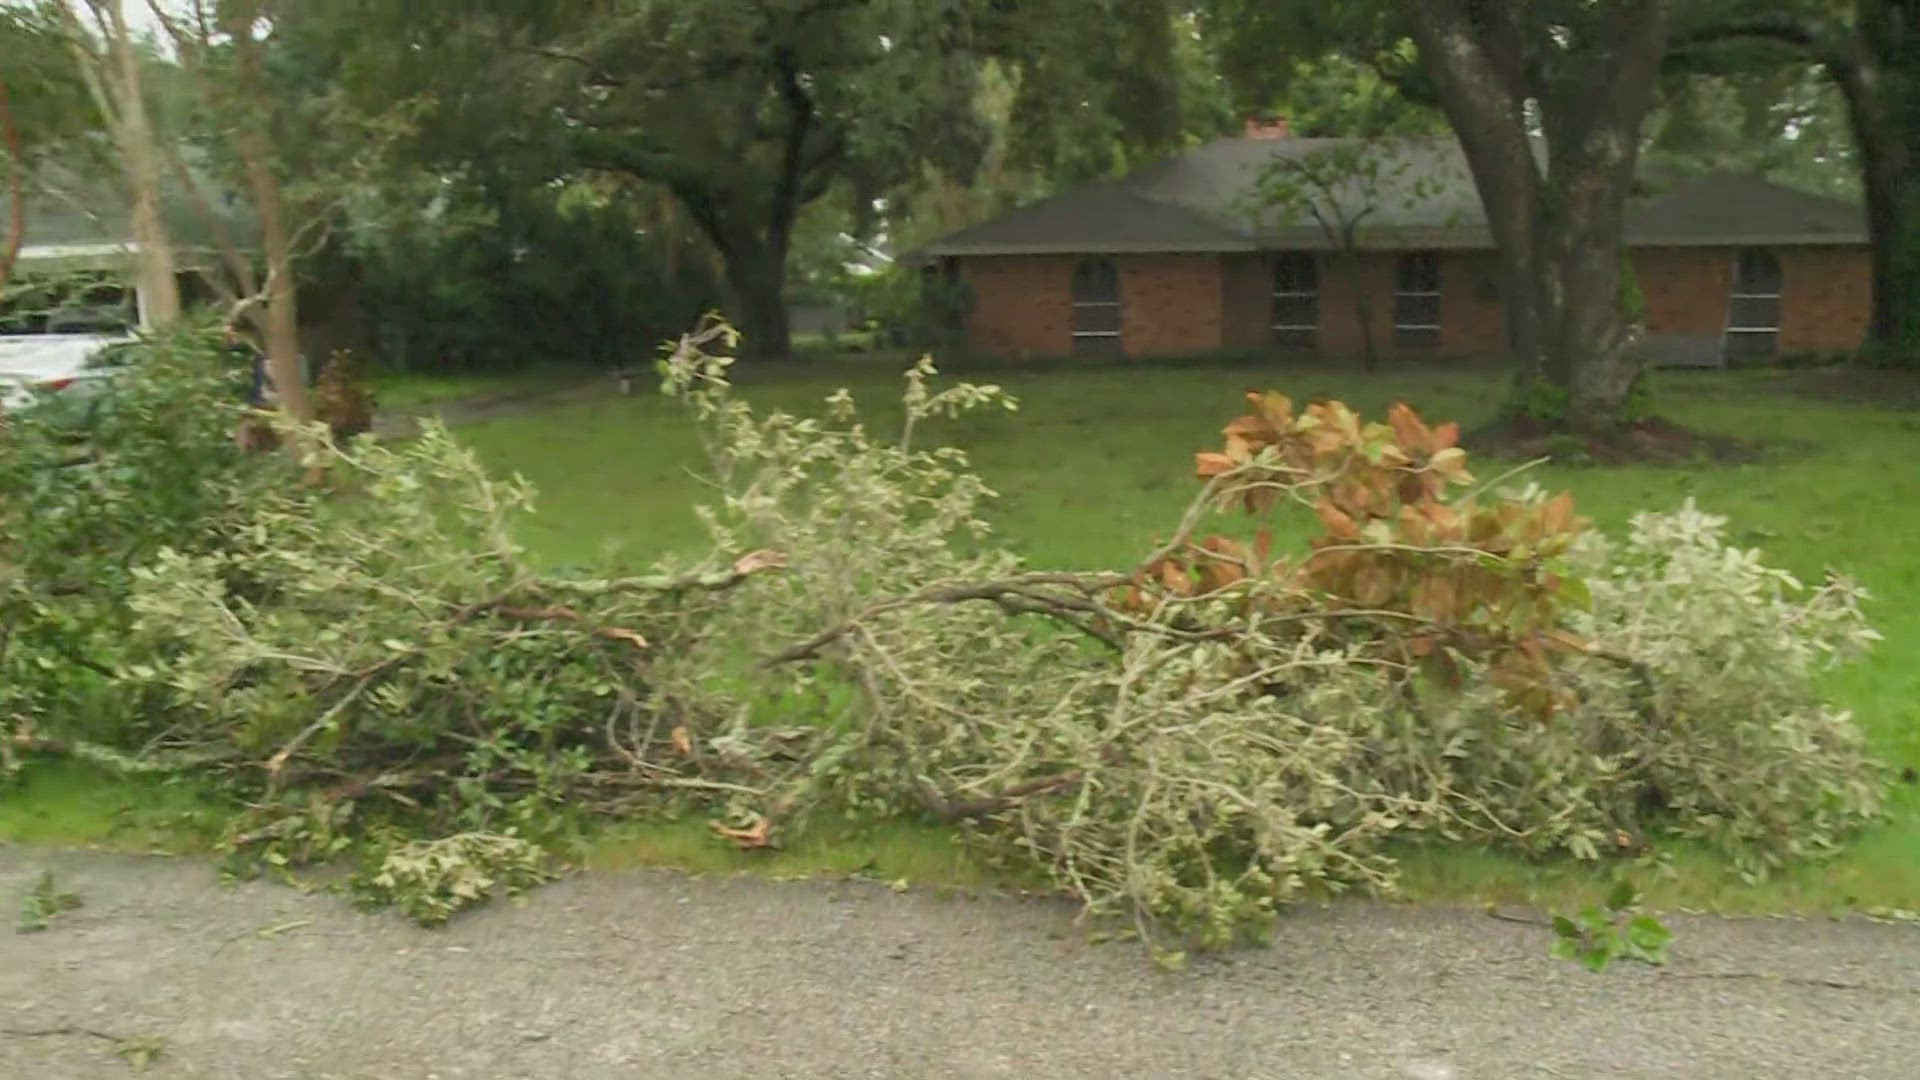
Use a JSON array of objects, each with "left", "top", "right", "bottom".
[
  {"left": 1632, "top": 247, "right": 1734, "bottom": 336},
  {"left": 960, "top": 254, "right": 1225, "bottom": 358},
  {"left": 960, "top": 255, "right": 1075, "bottom": 358},
  {"left": 1632, "top": 244, "right": 1870, "bottom": 356},
  {"left": 1778, "top": 246, "right": 1870, "bottom": 354},
  {"left": 957, "top": 244, "right": 1870, "bottom": 361},
  {"left": 1120, "top": 255, "right": 1224, "bottom": 357},
  {"left": 1221, "top": 255, "right": 1275, "bottom": 349},
  {"left": 1315, "top": 252, "right": 1502, "bottom": 361}
]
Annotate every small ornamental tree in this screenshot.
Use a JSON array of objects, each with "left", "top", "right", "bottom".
[{"left": 1248, "top": 142, "right": 1442, "bottom": 369}]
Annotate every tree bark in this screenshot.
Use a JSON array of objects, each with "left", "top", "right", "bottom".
[
  {"left": 0, "top": 77, "right": 22, "bottom": 293},
  {"left": 1409, "top": 0, "right": 1672, "bottom": 429},
  {"left": 63, "top": 1, "right": 180, "bottom": 328},
  {"left": 101, "top": 0, "right": 179, "bottom": 327},
  {"left": 227, "top": 15, "right": 314, "bottom": 427},
  {"left": 1853, "top": 0, "right": 1920, "bottom": 359},
  {"left": 722, "top": 237, "right": 794, "bottom": 360},
  {"left": 1670, "top": 2, "right": 1920, "bottom": 362}
]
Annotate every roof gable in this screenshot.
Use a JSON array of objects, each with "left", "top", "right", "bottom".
[
  {"left": 915, "top": 138, "right": 1865, "bottom": 259},
  {"left": 915, "top": 180, "right": 1256, "bottom": 257},
  {"left": 1626, "top": 173, "right": 1865, "bottom": 245}
]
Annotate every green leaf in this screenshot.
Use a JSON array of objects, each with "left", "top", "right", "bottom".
[
  {"left": 1551, "top": 914, "right": 1580, "bottom": 940},
  {"left": 1555, "top": 574, "right": 1593, "bottom": 610},
  {"left": 1606, "top": 878, "right": 1637, "bottom": 912},
  {"left": 1626, "top": 914, "right": 1672, "bottom": 960}
]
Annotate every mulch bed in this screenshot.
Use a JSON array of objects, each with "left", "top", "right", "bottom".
[
  {"left": 1466, "top": 415, "right": 1762, "bottom": 466},
  {"left": 1782, "top": 365, "right": 1920, "bottom": 410}
]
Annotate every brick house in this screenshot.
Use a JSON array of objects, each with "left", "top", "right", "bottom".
[{"left": 908, "top": 133, "right": 1870, "bottom": 366}]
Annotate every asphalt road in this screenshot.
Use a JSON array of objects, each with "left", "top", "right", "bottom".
[{"left": 3, "top": 846, "right": 1917, "bottom": 1079}]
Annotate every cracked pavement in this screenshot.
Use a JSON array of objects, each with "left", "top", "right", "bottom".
[{"left": 3, "top": 846, "right": 1918, "bottom": 1079}]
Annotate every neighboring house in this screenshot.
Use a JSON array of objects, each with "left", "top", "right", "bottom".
[
  {"left": 907, "top": 128, "right": 1869, "bottom": 366},
  {"left": 5, "top": 163, "right": 252, "bottom": 331}
]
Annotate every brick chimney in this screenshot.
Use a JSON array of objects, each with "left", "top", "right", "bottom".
[{"left": 1243, "top": 116, "right": 1291, "bottom": 140}]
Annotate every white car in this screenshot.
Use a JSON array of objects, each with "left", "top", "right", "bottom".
[{"left": 0, "top": 330, "right": 136, "bottom": 416}]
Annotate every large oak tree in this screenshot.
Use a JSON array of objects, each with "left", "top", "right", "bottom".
[
  {"left": 306, "top": 0, "right": 1197, "bottom": 359},
  {"left": 1671, "top": 0, "right": 1920, "bottom": 363}
]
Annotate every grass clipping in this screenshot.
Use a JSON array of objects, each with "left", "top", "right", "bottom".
[{"left": 96, "top": 319, "right": 1884, "bottom": 952}]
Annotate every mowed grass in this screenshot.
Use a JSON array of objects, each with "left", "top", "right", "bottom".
[{"left": 452, "top": 359, "right": 1920, "bottom": 911}]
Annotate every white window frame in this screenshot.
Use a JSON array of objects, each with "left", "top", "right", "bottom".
[
  {"left": 1724, "top": 248, "right": 1783, "bottom": 360},
  {"left": 1394, "top": 252, "right": 1443, "bottom": 345},
  {"left": 1270, "top": 253, "right": 1319, "bottom": 344},
  {"left": 1070, "top": 258, "right": 1123, "bottom": 352}
]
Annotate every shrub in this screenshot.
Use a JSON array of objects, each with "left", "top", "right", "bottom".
[{"left": 0, "top": 324, "right": 264, "bottom": 755}]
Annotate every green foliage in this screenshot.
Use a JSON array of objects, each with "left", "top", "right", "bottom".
[
  {"left": 0, "top": 4, "right": 97, "bottom": 163},
  {"left": 1551, "top": 879, "right": 1673, "bottom": 972},
  {"left": 3, "top": 318, "right": 1889, "bottom": 952},
  {"left": 351, "top": 178, "right": 721, "bottom": 373},
  {"left": 848, "top": 264, "right": 973, "bottom": 354},
  {"left": 1504, "top": 376, "right": 1656, "bottom": 427},
  {"left": 0, "top": 268, "right": 132, "bottom": 333},
  {"left": 0, "top": 323, "right": 262, "bottom": 745},
  {"left": 1563, "top": 500, "right": 1885, "bottom": 874},
  {"left": 348, "top": 832, "right": 554, "bottom": 927},
  {"left": 16, "top": 869, "right": 83, "bottom": 933}
]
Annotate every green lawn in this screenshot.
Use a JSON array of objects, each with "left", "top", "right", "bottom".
[
  {"left": 8, "top": 359, "right": 1918, "bottom": 914},
  {"left": 451, "top": 359, "right": 1920, "bottom": 912}
]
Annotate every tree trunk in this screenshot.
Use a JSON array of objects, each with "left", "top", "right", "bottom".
[
  {"left": 1674, "top": 3, "right": 1920, "bottom": 362},
  {"left": 1409, "top": 0, "right": 1671, "bottom": 430},
  {"left": 720, "top": 236, "right": 792, "bottom": 360},
  {"left": 0, "top": 77, "right": 22, "bottom": 293},
  {"left": 1346, "top": 254, "right": 1379, "bottom": 371},
  {"left": 103, "top": 0, "right": 179, "bottom": 328},
  {"left": 225, "top": 8, "right": 314, "bottom": 428},
  {"left": 1852, "top": 2, "right": 1920, "bottom": 360}
]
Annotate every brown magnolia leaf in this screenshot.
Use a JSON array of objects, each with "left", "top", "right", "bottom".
[
  {"left": 1396, "top": 504, "right": 1430, "bottom": 544},
  {"left": 1195, "top": 451, "right": 1235, "bottom": 479},
  {"left": 1250, "top": 390, "right": 1295, "bottom": 429},
  {"left": 671, "top": 725, "right": 694, "bottom": 757},
  {"left": 1421, "top": 501, "right": 1461, "bottom": 535},
  {"left": 1199, "top": 561, "right": 1245, "bottom": 592},
  {"left": 1431, "top": 421, "right": 1461, "bottom": 450},
  {"left": 1351, "top": 563, "right": 1396, "bottom": 607},
  {"left": 1387, "top": 402, "right": 1433, "bottom": 455},
  {"left": 1157, "top": 560, "right": 1194, "bottom": 596},
  {"left": 1539, "top": 491, "right": 1577, "bottom": 535},
  {"left": 1315, "top": 500, "right": 1360, "bottom": 541},
  {"left": 1428, "top": 447, "right": 1473, "bottom": 484},
  {"left": 1412, "top": 573, "right": 1458, "bottom": 621},
  {"left": 1253, "top": 526, "right": 1274, "bottom": 568}
]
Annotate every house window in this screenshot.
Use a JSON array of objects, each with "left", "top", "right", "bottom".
[
  {"left": 1071, "top": 257, "right": 1123, "bottom": 357},
  {"left": 1394, "top": 252, "right": 1442, "bottom": 348},
  {"left": 1271, "top": 253, "right": 1318, "bottom": 349},
  {"left": 1725, "top": 248, "right": 1783, "bottom": 363}
]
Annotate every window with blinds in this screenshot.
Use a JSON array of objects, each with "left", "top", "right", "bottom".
[
  {"left": 1071, "top": 257, "right": 1123, "bottom": 357},
  {"left": 1394, "top": 252, "right": 1442, "bottom": 348}
]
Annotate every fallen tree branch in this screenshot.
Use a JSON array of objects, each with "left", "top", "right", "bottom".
[
  {"left": 762, "top": 572, "right": 1124, "bottom": 667},
  {"left": 921, "top": 771, "right": 1086, "bottom": 822}
]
